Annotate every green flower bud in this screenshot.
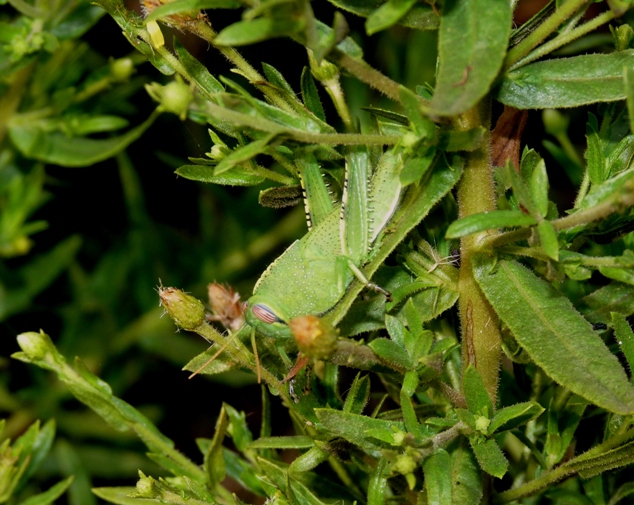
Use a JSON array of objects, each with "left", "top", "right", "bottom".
[
  {"left": 308, "top": 51, "right": 339, "bottom": 83},
  {"left": 542, "top": 109, "right": 568, "bottom": 137},
  {"left": 612, "top": 24, "right": 634, "bottom": 51},
  {"left": 109, "top": 57, "right": 134, "bottom": 83},
  {"left": 393, "top": 452, "right": 417, "bottom": 475},
  {"left": 158, "top": 286, "right": 206, "bottom": 330},
  {"left": 289, "top": 315, "right": 337, "bottom": 360},
  {"left": 133, "top": 472, "right": 158, "bottom": 498},
  {"left": 16, "top": 331, "right": 50, "bottom": 360},
  {"left": 145, "top": 77, "right": 193, "bottom": 120},
  {"left": 475, "top": 415, "right": 490, "bottom": 434}
]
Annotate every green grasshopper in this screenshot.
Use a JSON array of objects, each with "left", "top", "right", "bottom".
[{"left": 245, "top": 146, "right": 405, "bottom": 339}]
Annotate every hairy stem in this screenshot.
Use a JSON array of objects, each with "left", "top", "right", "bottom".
[{"left": 455, "top": 100, "right": 501, "bottom": 402}]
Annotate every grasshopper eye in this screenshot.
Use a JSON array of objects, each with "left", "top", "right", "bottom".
[{"left": 252, "top": 304, "right": 285, "bottom": 324}]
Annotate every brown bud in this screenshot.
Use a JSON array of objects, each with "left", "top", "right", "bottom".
[
  {"left": 158, "top": 286, "right": 205, "bottom": 330},
  {"left": 289, "top": 315, "right": 337, "bottom": 360},
  {"left": 207, "top": 283, "right": 245, "bottom": 332}
]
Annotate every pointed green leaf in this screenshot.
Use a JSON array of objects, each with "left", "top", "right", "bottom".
[
  {"left": 445, "top": 210, "right": 536, "bottom": 239},
  {"left": 626, "top": 66, "right": 634, "bottom": 135},
  {"left": 343, "top": 373, "right": 371, "bottom": 414},
  {"left": 537, "top": 220, "right": 559, "bottom": 261},
  {"left": 262, "top": 62, "right": 296, "bottom": 97},
  {"left": 580, "top": 282, "right": 634, "bottom": 323},
  {"left": 473, "top": 256, "right": 634, "bottom": 414},
  {"left": 368, "top": 456, "right": 388, "bottom": 505},
  {"left": 144, "top": 0, "right": 240, "bottom": 23},
  {"left": 424, "top": 449, "right": 452, "bottom": 504},
  {"left": 205, "top": 405, "right": 228, "bottom": 487},
  {"left": 430, "top": 0, "right": 511, "bottom": 116},
  {"left": 92, "top": 487, "right": 145, "bottom": 505},
  {"left": 215, "top": 18, "right": 302, "bottom": 46},
  {"left": 215, "top": 135, "right": 276, "bottom": 175},
  {"left": 496, "top": 51, "right": 634, "bottom": 109},
  {"left": 368, "top": 338, "right": 412, "bottom": 370},
  {"left": 530, "top": 158, "right": 549, "bottom": 218},
  {"left": 20, "top": 477, "right": 74, "bottom": 505},
  {"left": 365, "top": 0, "right": 417, "bottom": 35},
  {"left": 613, "top": 312, "right": 634, "bottom": 380},
  {"left": 315, "top": 409, "right": 405, "bottom": 450},
  {"left": 8, "top": 112, "right": 158, "bottom": 167},
  {"left": 600, "top": 267, "right": 634, "bottom": 286},
  {"left": 488, "top": 402, "right": 544, "bottom": 434},
  {"left": 586, "top": 117, "right": 607, "bottom": 185},
  {"left": 249, "top": 436, "right": 314, "bottom": 449},
  {"left": 300, "top": 68, "right": 326, "bottom": 122},
  {"left": 176, "top": 164, "right": 266, "bottom": 186},
  {"left": 174, "top": 41, "right": 224, "bottom": 96},
  {"left": 470, "top": 439, "right": 508, "bottom": 478},
  {"left": 463, "top": 366, "right": 493, "bottom": 418}
]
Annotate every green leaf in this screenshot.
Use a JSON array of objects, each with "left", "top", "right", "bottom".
[
  {"left": 579, "top": 167, "right": 634, "bottom": 210},
  {"left": 586, "top": 116, "right": 607, "bottom": 185},
  {"left": 368, "top": 456, "right": 388, "bottom": 505},
  {"left": 423, "top": 450, "right": 452, "bottom": 504},
  {"left": 343, "top": 373, "right": 371, "bottom": 414},
  {"left": 463, "top": 366, "right": 493, "bottom": 418},
  {"left": 439, "top": 127, "right": 485, "bottom": 152},
  {"left": 215, "top": 134, "right": 276, "bottom": 175},
  {"left": 625, "top": 66, "right": 634, "bottom": 135},
  {"left": 368, "top": 338, "right": 412, "bottom": 370},
  {"left": 600, "top": 267, "right": 634, "bottom": 286},
  {"left": 400, "top": 149, "right": 435, "bottom": 187},
  {"left": 530, "top": 158, "right": 549, "bottom": 218},
  {"left": 215, "top": 18, "right": 302, "bottom": 46},
  {"left": 205, "top": 405, "right": 228, "bottom": 487},
  {"left": 288, "top": 445, "right": 330, "bottom": 473},
  {"left": 92, "top": 487, "right": 150, "bottom": 505},
  {"left": 430, "top": 0, "right": 511, "bottom": 116},
  {"left": 314, "top": 409, "right": 405, "bottom": 451},
  {"left": 470, "top": 439, "right": 508, "bottom": 478},
  {"left": 365, "top": 0, "right": 416, "bottom": 35},
  {"left": 613, "top": 312, "right": 634, "bottom": 380},
  {"left": 580, "top": 282, "right": 634, "bottom": 323},
  {"left": 488, "top": 402, "right": 544, "bottom": 434},
  {"left": 473, "top": 256, "right": 634, "bottom": 414},
  {"left": 225, "top": 404, "right": 253, "bottom": 452},
  {"left": 8, "top": 112, "right": 158, "bottom": 167},
  {"left": 496, "top": 50, "right": 634, "bottom": 109},
  {"left": 174, "top": 41, "right": 224, "bottom": 96},
  {"left": 324, "top": 0, "right": 438, "bottom": 30},
  {"left": 249, "top": 436, "right": 315, "bottom": 449},
  {"left": 445, "top": 210, "right": 536, "bottom": 239},
  {"left": 144, "top": 0, "right": 240, "bottom": 23},
  {"left": 262, "top": 62, "right": 296, "bottom": 97},
  {"left": 300, "top": 67, "right": 326, "bottom": 122},
  {"left": 176, "top": 164, "right": 265, "bottom": 186},
  {"left": 19, "top": 477, "right": 74, "bottom": 505},
  {"left": 537, "top": 220, "right": 559, "bottom": 261}
]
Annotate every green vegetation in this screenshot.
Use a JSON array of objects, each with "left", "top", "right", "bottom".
[{"left": 3, "top": 0, "right": 634, "bottom": 503}]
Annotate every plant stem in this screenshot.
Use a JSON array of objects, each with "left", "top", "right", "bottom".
[
  {"left": 191, "top": 22, "right": 296, "bottom": 114},
  {"left": 484, "top": 179, "right": 634, "bottom": 249},
  {"left": 503, "top": 0, "right": 591, "bottom": 72},
  {"left": 497, "top": 428, "right": 634, "bottom": 503},
  {"left": 511, "top": 9, "right": 615, "bottom": 70},
  {"left": 327, "top": 48, "right": 403, "bottom": 103},
  {"left": 455, "top": 100, "right": 501, "bottom": 402},
  {"left": 193, "top": 323, "right": 291, "bottom": 405}
]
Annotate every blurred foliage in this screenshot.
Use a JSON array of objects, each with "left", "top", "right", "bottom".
[{"left": 3, "top": 0, "right": 634, "bottom": 504}]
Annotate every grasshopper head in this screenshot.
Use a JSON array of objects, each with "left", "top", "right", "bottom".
[{"left": 245, "top": 296, "right": 292, "bottom": 339}]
